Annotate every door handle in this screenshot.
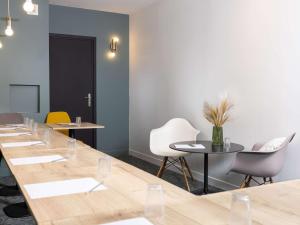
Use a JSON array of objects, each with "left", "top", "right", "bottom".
[{"left": 84, "top": 93, "right": 92, "bottom": 108}]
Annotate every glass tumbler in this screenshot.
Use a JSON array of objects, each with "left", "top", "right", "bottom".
[
  {"left": 67, "top": 138, "right": 77, "bottom": 159},
  {"left": 224, "top": 137, "right": 231, "bottom": 149},
  {"left": 28, "top": 119, "right": 34, "bottom": 130},
  {"left": 97, "top": 156, "right": 112, "bottom": 184},
  {"left": 43, "top": 128, "right": 51, "bottom": 147},
  {"left": 24, "top": 117, "right": 29, "bottom": 127},
  {"left": 144, "top": 184, "right": 165, "bottom": 223},
  {"left": 229, "top": 193, "right": 252, "bottom": 225},
  {"left": 32, "top": 122, "right": 39, "bottom": 136},
  {"left": 76, "top": 117, "right": 81, "bottom": 126}
]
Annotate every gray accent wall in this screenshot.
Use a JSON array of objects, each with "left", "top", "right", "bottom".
[
  {"left": 0, "top": 2, "right": 129, "bottom": 176},
  {"left": 49, "top": 5, "right": 129, "bottom": 156},
  {"left": 0, "top": 0, "right": 49, "bottom": 122},
  {"left": 0, "top": 0, "right": 49, "bottom": 176}
]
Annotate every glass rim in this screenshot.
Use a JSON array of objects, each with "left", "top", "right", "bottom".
[
  {"left": 232, "top": 192, "right": 250, "bottom": 201},
  {"left": 98, "top": 155, "right": 112, "bottom": 163},
  {"left": 147, "top": 184, "right": 163, "bottom": 190}
]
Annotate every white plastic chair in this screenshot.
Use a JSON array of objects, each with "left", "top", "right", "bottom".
[{"left": 150, "top": 118, "right": 200, "bottom": 191}]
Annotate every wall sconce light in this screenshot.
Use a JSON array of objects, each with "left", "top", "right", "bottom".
[
  {"left": 23, "top": 0, "right": 34, "bottom": 13},
  {"left": 109, "top": 37, "right": 119, "bottom": 58},
  {"left": 0, "top": 40, "right": 3, "bottom": 49}
]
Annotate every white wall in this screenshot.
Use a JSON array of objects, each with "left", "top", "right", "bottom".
[{"left": 129, "top": 0, "right": 300, "bottom": 189}]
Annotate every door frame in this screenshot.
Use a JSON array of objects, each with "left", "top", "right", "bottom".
[{"left": 49, "top": 33, "right": 97, "bottom": 147}]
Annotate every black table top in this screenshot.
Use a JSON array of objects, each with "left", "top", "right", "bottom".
[{"left": 169, "top": 140, "right": 244, "bottom": 154}]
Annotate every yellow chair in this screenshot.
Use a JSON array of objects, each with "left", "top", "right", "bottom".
[{"left": 46, "top": 112, "right": 71, "bottom": 136}]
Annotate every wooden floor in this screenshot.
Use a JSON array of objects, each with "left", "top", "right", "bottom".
[{"left": 119, "top": 155, "right": 223, "bottom": 193}]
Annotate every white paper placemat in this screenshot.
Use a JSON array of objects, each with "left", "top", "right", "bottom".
[
  {"left": 57, "top": 123, "right": 77, "bottom": 126},
  {"left": 101, "top": 218, "right": 154, "bottom": 225},
  {"left": 0, "top": 132, "right": 31, "bottom": 137},
  {"left": 24, "top": 178, "right": 107, "bottom": 199},
  {"left": 1, "top": 141, "right": 44, "bottom": 148},
  {"left": 0, "top": 127, "right": 17, "bottom": 131},
  {"left": 5, "top": 124, "right": 26, "bottom": 127},
  {"left": 10, "top": 155, "right": 66, "bottom": 166},
  {"left": 174, "top": 144, "right": 205, "bottom": 149}
]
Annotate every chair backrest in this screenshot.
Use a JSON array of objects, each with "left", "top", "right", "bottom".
[
  {"left": 46, "top": 112, "right": 71, "bottom": 136},
  {"left": 287, "top": 133, "right": 296, "bottom": 143},
  {"left": 0, "top": 113, "right": 24, "bottom": 125},
  {"left": 231, "top": 133, "right": 296, "bottom": 177},
  {"left": 150, "top": 118, "right": 199, "bottom": 155},
  {"left": 46, "top": 112, "right": 71, "bottom": 124},
  {"left": 265, "top": 132, "right": 296, "bottom": 176},
  {"left": 275, "top": 133, "right": 296, "bottom": 153}
]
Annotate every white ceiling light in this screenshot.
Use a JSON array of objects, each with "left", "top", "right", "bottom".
[
  {"left": 0, "top": 40, "right": 3, "bottom": 49},
  {"left": 5, "top": 0, "right": 14, "bottom": 37},
  {"left": 5, "top": 18, "right": 14, "bottom": 36},
  {"left": 23, "top": 0, "right": 34, "bottom": 13}
]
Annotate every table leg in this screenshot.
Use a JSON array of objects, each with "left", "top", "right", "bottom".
[
  {"left": 203, "top": 153, "right": 209, "bottom": 194},
  {"left": 191, "top": 153, "right": 210, "bottom": 195},
  {"left": 69, "top": 129, "right": 75, "bottom": 138}
]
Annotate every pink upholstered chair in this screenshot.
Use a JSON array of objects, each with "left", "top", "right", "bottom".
[{"left": 230, "top": 133, "right": 296, "bottom": 188}]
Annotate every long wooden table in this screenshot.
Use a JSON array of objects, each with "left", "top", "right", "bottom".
[
  {"left": 0, "top": 126, "right": 300, "bottom": 225},
  {"left": 47, "top": 122, "right": 105, "bottom": 138}
]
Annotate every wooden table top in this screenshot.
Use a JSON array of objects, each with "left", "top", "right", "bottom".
[
  {"left": 0, "top": 124, "right": 300, "bottom": 225},
  {"left": 47, "top": 122, "right": 105, "bottom": 130},
  {"left": 0, "top": 129, "right": 89, "bottom": 150}
]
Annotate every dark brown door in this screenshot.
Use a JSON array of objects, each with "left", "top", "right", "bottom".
[{"left": 49, "top": 34, "right": 96, "bottom": 147}]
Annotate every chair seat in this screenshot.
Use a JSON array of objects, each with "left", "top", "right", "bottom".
[
  {"left": 231, "top": 151, "right": 284, "bottom": 177},
  {"left": 231, "top": 166, "right": 263, "bottom": 177},
  {"left": 153, "top": 148, "right": 190, "bottom": 157}
]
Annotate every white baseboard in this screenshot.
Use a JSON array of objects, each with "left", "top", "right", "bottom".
[{"left": 129, "top": 149, "right": 238, "bottom": 191}]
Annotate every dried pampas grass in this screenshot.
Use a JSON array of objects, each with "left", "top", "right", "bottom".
[{"left": 203, "top": 97, "right": 233, "bottom": 127}]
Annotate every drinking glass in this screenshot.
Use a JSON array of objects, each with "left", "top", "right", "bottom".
[
  {"left": 32, "top": 122, "right": 39, "bottom": 136},
  {"left": 144, "top": 184, "right": 165, "bottom": 223},
  {"left": 76, "top": 117, "right": 81, "bottom": 126},
  {"left": 24, "top": 117, "right": 29, "bottom": 127},
  {"left": 28, "top": 119, "right": 34, "bottom": 130},
  {"left": 97, "top": 156, "right": 112, "bottom": 183},
  {"left": 229, "top": 193, "right": 252, "bottom": 225},
  {"left": 224, "top": 137, "right": 231, "bottom": 149},
  {"left": 43, "top": 128, "right": 51, "bottom": 147},
  {"left": 66, "top": 138, "right": 77, "bottom": 159}
]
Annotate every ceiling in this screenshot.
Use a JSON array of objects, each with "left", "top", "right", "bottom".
[{"left": 48, "top": 0, "right": 160, "bottom": 14}]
